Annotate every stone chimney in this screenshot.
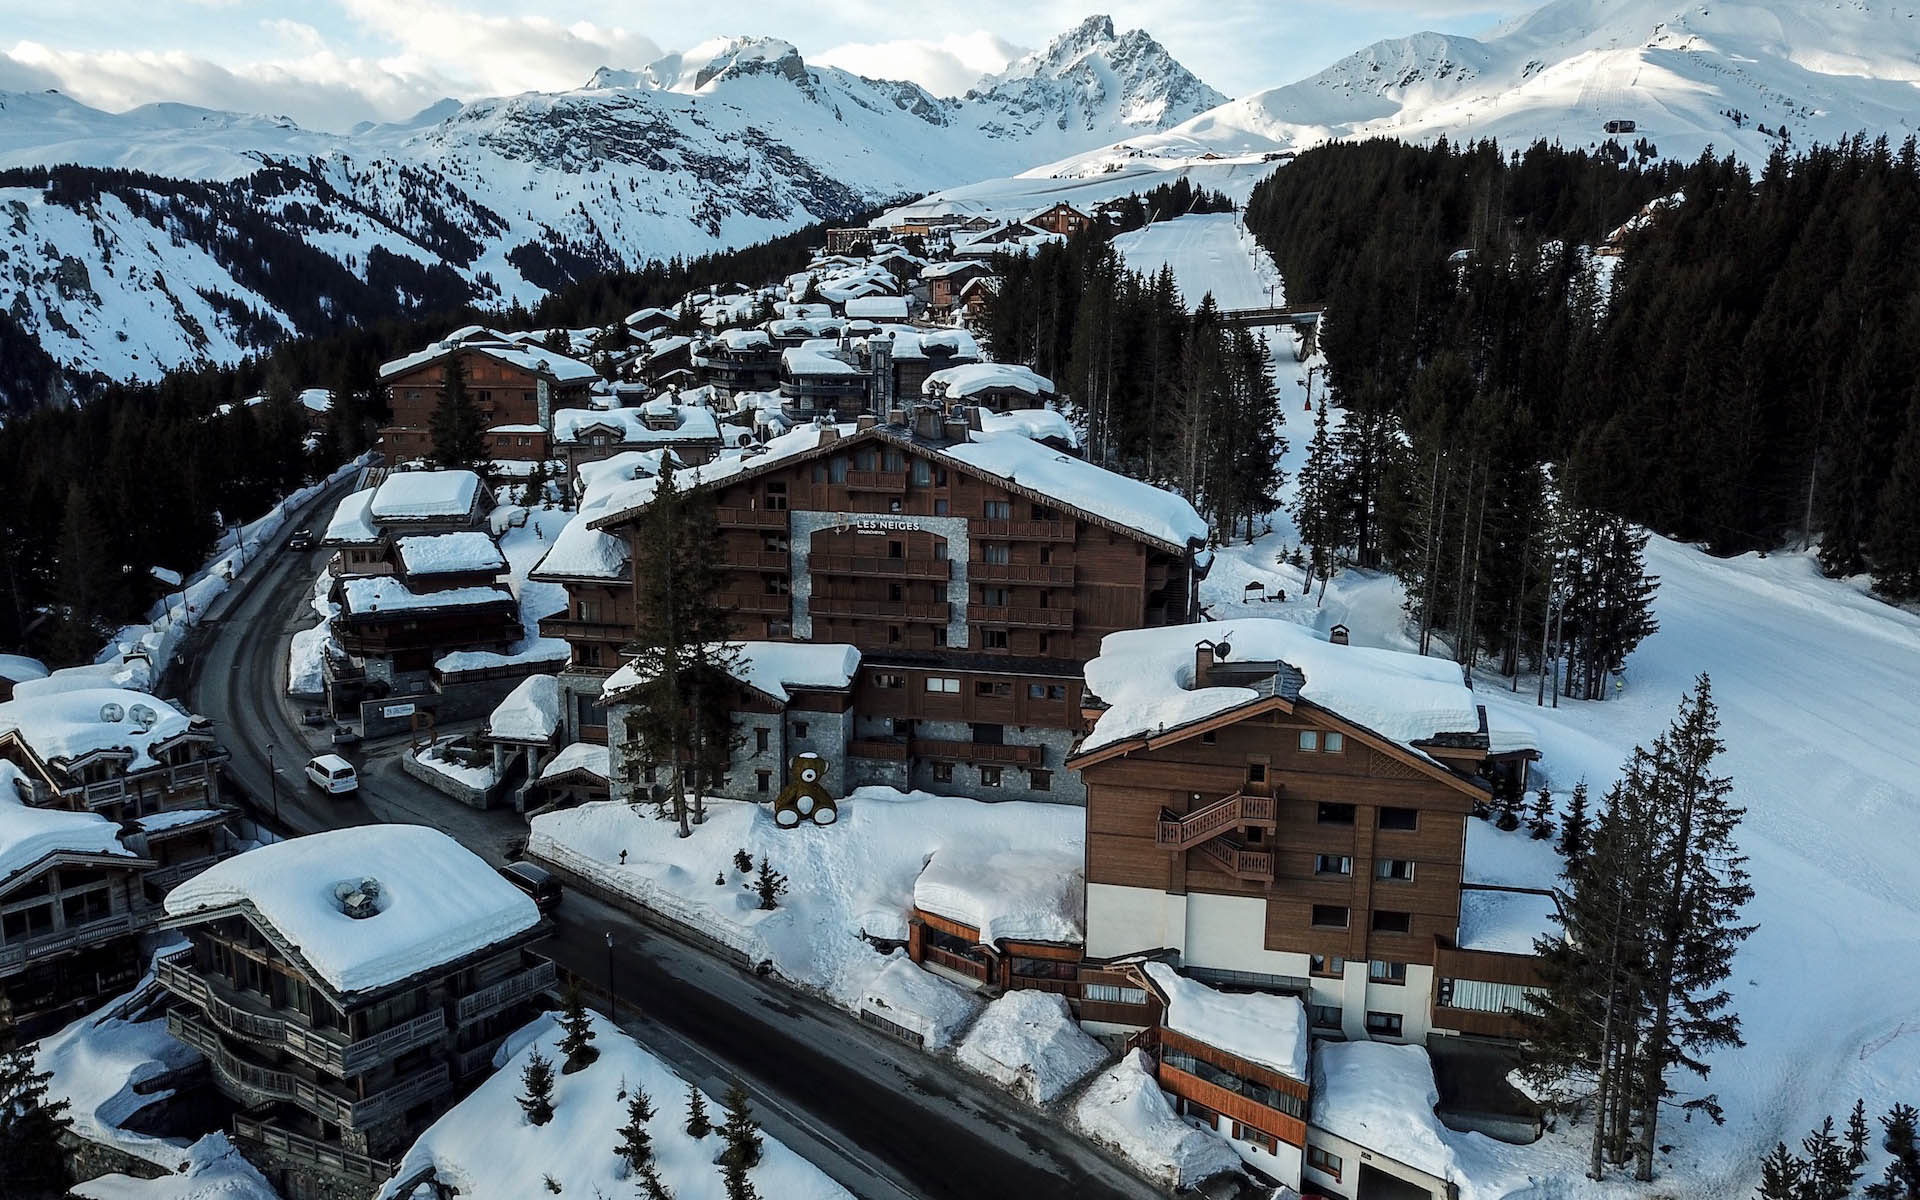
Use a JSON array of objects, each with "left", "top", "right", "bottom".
[
  {"left": 856, "top": 413, "right": 879, "bottom": 432},
  {"left": 1194, "top": 642, "right": 1215, "bottom": 688}
]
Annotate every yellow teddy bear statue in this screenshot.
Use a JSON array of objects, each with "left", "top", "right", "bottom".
[{"left": 772, "top": 753, "right": 838, "bottom": 828}]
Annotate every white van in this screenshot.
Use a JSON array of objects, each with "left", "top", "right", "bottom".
[{"left": 304, "top": 754, "right": 358, "bottom": 795}]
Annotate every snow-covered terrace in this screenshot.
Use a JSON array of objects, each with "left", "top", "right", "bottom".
[
  {"left": 164, "top": 825, "right": 540, "bottom": 996},
  {"left": 1143, "top": 961, "right": 1308, "bottom": 1081},
  {"left": 603, "top": 641, "right": 859, "bottom": 705},
  {"left": 913, "top": 842, "right": 1084, "bottom": 947},
  {"left": 368, "top": 469, "right": 484, "bottom": 523},
  {"left": 0, "top": 762, "right": 138, "bottom": 885},
  {"left": 0, "top": 688, "right": 195, "bottom": 771}
]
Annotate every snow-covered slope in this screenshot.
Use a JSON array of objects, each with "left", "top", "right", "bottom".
[
  {"left": 0, "top": 17, "right": 1219, "bottom": 394},
  {"left": 1009, "top": 0, "right": 1920, "bottom": 189}
]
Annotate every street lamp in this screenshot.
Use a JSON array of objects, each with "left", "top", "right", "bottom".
[
  {"left": 265, "top": 744, "right": 281, "bottom": 826},
  {"left": 605, "top": 931, "right": 617, "bottom": 1023}
]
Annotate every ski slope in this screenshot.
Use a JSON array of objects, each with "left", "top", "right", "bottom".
[{"left": 1110, "top": 212, "right": 1283, "bottom": 311}]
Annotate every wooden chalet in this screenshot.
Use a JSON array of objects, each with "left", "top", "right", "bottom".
[
  {"left": 1029, "top": 202, "right": 1092, "bottom": 238},
  {"left": 378, "top": 328, "right": 597, "bottom": 464}
]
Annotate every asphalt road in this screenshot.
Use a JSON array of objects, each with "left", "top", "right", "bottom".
[{"left": 184, "top": 476, "right": 1161, "bottom": 1200}]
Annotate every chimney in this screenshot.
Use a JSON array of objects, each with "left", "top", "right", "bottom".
[
  {"left": 942, "top": 417, "right": 969, "bottom": 443},
  {"left": 817, "top": 424, "right": 841, "bottom": 446},
  {"left": 887, "top": 406, "right": 908, "bottom": 428},
  {"left": 856, "top": 413, "right": 879, "bottom": 432},
  {"left": 913, "top": 404, "right": 945, "bottom": 441},
  {"left": 965, "top": 405, "right": 984, "bottom": 432},
  {"left": 1194, "top": 642, "right": 1215, "bottom": 688}
]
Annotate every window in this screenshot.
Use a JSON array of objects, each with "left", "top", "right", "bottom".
[
  {"left": 983, "top": 629, "right": 1009, "bottom": 649},
  {"left": 1371, "top": 911, "right": 1413, "bottom": 934},
  {"left": 792, "top": 721, "right": 809, "bottom": 739},
  {"left": 1245, "top": 762, "right": 1267, "bottom": 784},
  {"left": 970, "top": 723, "right": 1004, "bottom": 745},
  {"left": 1324, "top": 732, "right": 1345, "bottom": 752},
  {"left": 1309, "top": 1004, "right": 1344, "bottom": 1031},
  {"left": 755, "top": 728, "right": 770, "bottom": 754},
  {"left": 1031, "top": 504, "right": 1057, "bottom": 520},
  {"left": 1310, "top": 953, "right": 1345, "bottom": 977},
  {"left": 974, "top": 681, "right": 1011, "bottom": 698},
  {"left": 767, "top": 620, "right": 792, "bottom": 638},
  {"left": 1379, "top": 806, "right": 1419, "bottom": 831},
  {"left": 889, "top": 625, "right": 903, "bottom": 644},
  {"left": 1029, "top": 768, "right": 1051, "bottom": 792},
  {"left": 925, "top": 677, "right": 960, "bottom": 693},
  {"left": 1366, "top": 1011, "right": 1405, "bottom": 1037},
  {"left": 1376, "top": 858, "right": 1415, "bottom": 881},
  {"left": 764, "top": 481, "right": 788, "bottom": 511},
  {"left": 911, "top": 460, "right": 932, "bottom": 486},
  {"left": 931, "top": 761, "right": 953, "bottom": 783},
  {"left": 980, "top": 766, "right": 1002, "bottom": 788},
  {"left": 1201, "top": 731, "right": 1216, "bottom": 745},
  {"left": 874, "top": 672, "right": 904, "bottom": 689},
  {"left": 1232, "top": 1123, "right": 1278, "bottom": 1154},
  {"left": 983, "top": 543, "right": 1011, "bottom": 564},
  {"left": 888, "top": 583, "right": 904, "bottom": 602},
  {"left": 934, "top": 499, "right": 950, "bottom": 516},
  {"left": 1314, "top": 855, "right": 1352, "bottom": 876},
  {"left": 756, "top": 770, "right": 771, "bottom": 793},
  {"left": 1298, "top": 729, "right": 1320, "bottom": 751},
  {"left": 1027, "top": 683, "right": 1067, "bottom": 701},
  {"left": 1369, "top": 959, "right": 1409, "bottom": 983},
  {"left": 1307, "top": 1145, "right": 1344, "bottom": 1181},
  {"left": 984, "top": 500, "right": 1012, "bottom": 520},
  {"left": 980, "top": 586, "right": 1009, "bottom": 606},
  {"left": 888, "top": 540, "right": 905, "bottom": 559},
  {"left": 1082, "top": 983, "right": 1148, "bottom": 1006},
  {"left": 1311, "top": 905, "right": 1350, "bottom": 928},
  {"left": 2, "top": 903, "right": 54, "bottom": 941},
  {"left": 763, "top": 575, "right": 789, "bottom": 595},
  {"left": 762, "top": 534, "right": 789, "bottom": 553},
  {"left": 1317, "top": 802, "right": 1356, "bottom": 825}
]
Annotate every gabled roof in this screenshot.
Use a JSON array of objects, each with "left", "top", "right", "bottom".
[
  {"left": 603, "top": 642, "right": 859, "bottom": 707},
  {"left": 0, "top": 763, "right": 145, "bottom": 887},
  {"left": 0, "top": 688, "right": 199, "bottom": 772},
  {"left": 380, "top": 328, "right": 598, "bottom": 385}
]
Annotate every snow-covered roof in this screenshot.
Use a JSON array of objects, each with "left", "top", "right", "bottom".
[
  {"left": 130, "top": 808, "right": 227, "bottom": 836},
  {"left": 550, "top": 405, "right": 720, "bottom": 446},
  {"left": 321, "top": 489, "right": 379, "bottom": 545},
  {"left": 1457, "top": 887, "right": 1558, "bottom": 955},
  {"left": 1311, "top": 1040, "right": 1457, "bottom": 1180},
  {"left": 1143, "top": 962, "right": 1308, "bottom": 1081},
  {"left": 538, "top": 741, "right": 610, "bottom": 782},
  {"left": 298, "top": 387, "right": 331, "bottom": 414},
  {"left": 603, "top": 641, "right": 859, "bottom": 705},
  {"left": 767, "top": 317, "right": 844, "bottom": 340},
  {"left": 782, "top": 345, "right": 863, "bottom": 377},
  {"left": 869, "top": 326, "right": 981, "bottom": 361},
  {"left": 164, "top": 825, "right": 540, "bottom": 996},
  {"left": 943, "top": 432, "right": 1203, "bottom": 549},
  {"left": 624, "top": 306, "right": 674, "bottom": 327},
  {"left": 369, "top": 470, "right": 483, "bottom": 522},
  {"left": 396, "top": 532, "right": 507, "bottom": 577},
  {"left": 914, "top": 843, "right": 1083, "bottom": 946},
  {"left": 0, "top": 688, "right": 195, "bottom": 771},
  {"left": 860, "top": 953, "right": 981, "bottom": 1052},
  {"left": 583, "top": 422, "right": 851, "bottom": 532},
  {"left": 714, "top": 327, "right": 773, "bottom": 352},
  {"left": 956, "top": 990, "right": 1106, "bottom": 1105},
  {"left": 487, "top": 675, "right": 562, "bottom": 743},
  {"left": 379, "top": 330, "right": 597, "bottom": 385},
  {"left": 0, "top": 653, "right": 50, "bottom": 685},
  {"left": 1079, "top": 617, "right": 1481, "bottom": 758},
  {"left": 844, "top": 295, "right": 910, "bottom": 320},
  {"left": 0, "top": 762, "right": 136, "bottom": 885},
  {"left": 926, "top": 362, "right": 1055, "bottom": 399},
  {"left": 339, "top": 577, "right": 514, "bottom": 616},
  {"left": 974, "top": 407, "right": 1077, "bottom": 446},
  {"left": 922, "top": 259, "right": 990, "bottom": 280}
]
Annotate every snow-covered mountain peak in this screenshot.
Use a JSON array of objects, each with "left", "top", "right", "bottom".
[{"left": 966, "top": 14, "right": 1225, "bottom": 135}]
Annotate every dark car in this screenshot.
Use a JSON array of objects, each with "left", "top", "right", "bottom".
[
  {"left": 288, "top": 528, "right": 314, "bottom": 551},
  {"left": 499, "top": 861, "right": 562, "bottom": 914}
]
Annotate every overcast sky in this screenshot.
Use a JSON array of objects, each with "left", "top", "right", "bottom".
[{"left": 0, "top": 1, "right": 1522, "bottom": 133}]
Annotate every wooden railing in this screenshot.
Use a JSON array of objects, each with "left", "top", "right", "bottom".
[
  {"left": 910, "top": 738, "right": 1044, "bottom": 766},
  {"left": 1193, "top": 836, "right": 1274, "bottom": 882},
  {"left": 848, "top": 738, "right": 910, "bottom": 761},
  {"left": 456, "top": 958, "right": 557, "bottom": 1022},
  {"left": 969, "top": 561, "right": 1075, "bottom": 585},
  {"left": 0, "top": 909, "right": 142, "bottom": 969},
  {"left": 724, "top": 550, "right": 793, "bottom": 571},
  {"left": 717, "top": 592, "right": 791, "bottom": 615},
  {"left": 143, "top": 854, "right": 222, "bottom": 891},
  {"left": 232, "top": 1115, "right": 396, "bottom": 1185},
  {"left": 811, "top": 554, "right": 950, "bottom": 581},
  {"left": 1156, "top": 791, "right": 1275, "bottom": 850},
  {"left": 808, "top": 597, "right": 950, "bottom": 622},
  {"left": 713, "top": 506, "right": 789, "bottom": 529},
  {"left": 1008, "top": 975, "right": 1078, "bottom": 998},
  {"left": 967, "top": 517, "right": 1075, "bottom": 542},
  {"left": 972, "top": 604, "right": 1072, "bottom": 630},
  {"left": 844, "top": 469, "right": 907, "bottom": 493},
  {"left": 921, "top": 946, "right": 990, "bottom": 983},
  {"left": 538, "top": 616, "right": 629, "bottom": 639}
]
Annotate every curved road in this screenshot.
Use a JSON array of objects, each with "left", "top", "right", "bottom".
[{"left": 185, "top": 477, "right": 1159, "bottom": 1200}]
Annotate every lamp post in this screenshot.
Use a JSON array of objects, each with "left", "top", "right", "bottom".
[
  {"left": 265, "top": 744, "right": 281, "bottom": 825},
  {"left": 605, "top": 931, "right": 617, "bottom": 1023}
]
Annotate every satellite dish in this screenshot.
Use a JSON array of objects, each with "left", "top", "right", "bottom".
[
  {"left": 98, "top": 702, "right": 125, "bottom": 723},
  {"left": 128, "top": 704, "right": 158, "bottom": 731},
  {"left": 1215, "top": 641, "right": 1232, "bottom": 661}
]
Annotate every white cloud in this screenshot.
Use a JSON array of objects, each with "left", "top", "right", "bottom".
[
  {"left": 814, "top": 30, "right": 1027, "bottom": 96},
  {"left": 339, "top": 0, "right": 663, "bottom": 99}
]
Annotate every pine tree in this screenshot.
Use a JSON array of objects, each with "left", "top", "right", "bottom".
[
  {"left": 1291, "top": 402, "right": 1342, "bottom": 600},
  {"left": 1869, "top": 391, "right": 1920, "bottom": 600},
  {"left": 732, "top": 848, "right": 753, "bottom": 875},
  {"left": 719, "top": 1077, "right": 762, "bottom": 1170},
  {"left": 557, "top": 986, "right": 599, "bottom": 1073},
  {"left": 1528, "top": 786, "right": 1557, "bottom": 840},
  {"left": 721, "top": 1156, "right": 759, "bottom": 1200},
  {"left": 685, "top": 1082, "right": 712, "bottom": 1138},
  {"left": 636, "top": 1160, "right": 675, "bottom": 1200},
  {"left": 1850, "top": 1099, "right": 1874, "bottom": 1176},
  {"left": 429, "top": 355, "right": 487, "bottom": 471},
  {"left": 519, "top": 1048, "right": 557, "bottom": 1126},
  {"left": 1755, "top": 1142, "right": 1804, "bottom": 1200},
  {"left": 520, "top": 459, "right": 550, "bottom": 508},
  {"left": 0, "top": 1045, "right": 73, "bottom": 1199},
  {"left": 49, "top": 482, "right": 115, "bottom": 664},
  {"left": 753, "top": 857, "right": 787, "bottom": 911},
  {"left": 614, "top": 1087, "right": 655, "bottom": 1176},
  {"left": 1866, "top": 1103, "right": 1920, "bottom": 1200},
  {"left": 1557, "top": 780, "right": 1591, "bottom": 867},
  {"left": 1803, "top": 1114, "right": 1862, "bottom": 1200}
]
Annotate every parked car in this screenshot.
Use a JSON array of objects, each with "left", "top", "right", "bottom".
[
  {"left": 288, "top": 528, "right": 313, "bottom": 551},
  {"left": 304, "top": 754, "right": 358, "bottom": 795},
  {"left": 498, "top": 861, "right": 563, "bottom": 914},
  {"left": 330, "top": 724, "right": 362, "bottom": 748}
]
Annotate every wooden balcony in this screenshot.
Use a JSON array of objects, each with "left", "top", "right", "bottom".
[
  {"left": 972, "top": 604, "right": 1073, "bottom": 630},
  {"left": 844, "top": 469, "right": 907, "bottom": 493},
  {"left": 158, "top": 954, "right": 448, "bottom": 1075},
  {"left": 718, "top": 592, "right": 792, "bottom": 615},
  {"left": 1157, "top": 1060, "right": 1305, "bottom": 1148},
  {"left": 0, "top": 908, "right": 145, "bottom": 970},
  {"left": 1155, "top": 791, "right": 1277, "bottom": 850},
  {"left": 232, "top": 1115, "right": 396, "bottom": 1187},
  {"left": 1193, "top": 835, "right": 1274, "bottom": 882},
  {"left": 808, "top": 597, "right": 950, "bottom": 623},
  {"left": 968, "top": 517, "right": 1075, "bottom": 542},
  {"left": 538, "top": 616, "right": 630, "bottom": 640},
  {"left": 849, "top": 738, "right": 910, "bottom": 761},
  {"left": 455, "top": 958, "right": 557, "bottom": 1022},
  {"left": 143, "top": 854, "right": 224, "bottom": 892},
  {"left": 910, "top": 738, "right": 1044, "bottom": 766},
  {"left": 968, "top": 561, "right": 1075, "bottom": 585},
  {"left": 714, "top": 506, "right": 789, "bottom": 529},
  {"left": 723, "top": 550, "right": 793, "bottom": 571},
  {"left": 921, "top": 946, "right": 990, "bottom": 984},
  {"left": 811, "top": 554, "right": 950, "bottom": 581},
  {"left": 172, "top": 1012, "right": 450, "bottom": 1128}
]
